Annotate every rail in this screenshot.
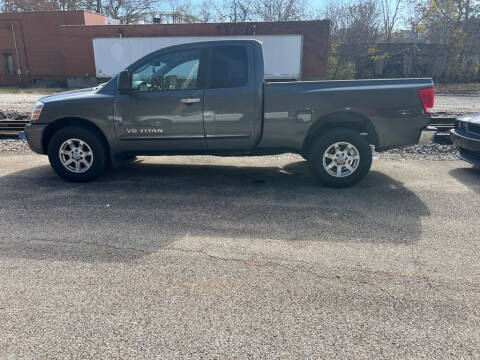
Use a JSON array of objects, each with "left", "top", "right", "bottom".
[
  {"left": 0, "top": 119, "right": 30, "bottom": 135},
  {"left": 429, "top": 115, "right": 456, "bottom": 144}
]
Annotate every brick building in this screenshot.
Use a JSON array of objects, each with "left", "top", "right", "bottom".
[
  {"left": 0, "top": 11, "right": 329, "bottom": 87},
  {"left": 0, "top": 11, "right": 108, "bottom": 86}
]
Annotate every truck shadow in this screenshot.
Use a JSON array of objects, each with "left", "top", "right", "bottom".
[
  {"left": 448, "top": 166, "right": 480, "bottom": 193},
  {"left": 0, "top": 158, "right": 430, "bottom": 263}
]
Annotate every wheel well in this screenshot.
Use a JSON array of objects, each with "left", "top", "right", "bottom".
[
  {"left": 42, "top": 118, "right": 111, "bottom": 159},
  {"left": 302, "top": 112, "right": 378, "bottom": 156}
]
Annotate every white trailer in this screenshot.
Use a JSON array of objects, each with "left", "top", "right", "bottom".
[{"left": 92, "top": 35, "right": 303, "bottom": 80}]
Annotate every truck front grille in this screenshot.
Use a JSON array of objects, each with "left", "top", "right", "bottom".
[{"left": 456, "top": 120, "right": 480, "bottom": 138}]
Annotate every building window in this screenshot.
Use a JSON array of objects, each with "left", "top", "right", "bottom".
[{"left": 3, "top": 53, "right": 15, "bottom": 75}]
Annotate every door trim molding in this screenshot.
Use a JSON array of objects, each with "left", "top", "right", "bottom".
[
  {"left": 120, "top": 135, "right": 205, "bottom": 141},
  {"left": 205, "top": 133, "right": 251, "bottom": 139}
]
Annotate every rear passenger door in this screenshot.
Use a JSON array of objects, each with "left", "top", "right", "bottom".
[{"left": 203, "top": 44, "right": 259, "bottom": 151}]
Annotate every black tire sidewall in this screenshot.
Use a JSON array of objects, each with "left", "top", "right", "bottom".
[
  {"left": 47, "top": 126, "right": 107, "bottom": 182},
  {"left": 308, "top": 128, "right": 372, "bottom": 187}
]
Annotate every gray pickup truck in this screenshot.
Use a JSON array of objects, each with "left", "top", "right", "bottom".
[{"left": 25, "top": 40, "right": 434, "bottom": 187}]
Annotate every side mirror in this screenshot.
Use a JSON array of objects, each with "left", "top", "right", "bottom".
[{"left": 117, "top": 70, "right": 130, "bottom": 92}]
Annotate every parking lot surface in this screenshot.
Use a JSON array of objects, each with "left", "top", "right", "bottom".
[{"left": 0, "top": 153, "right": 479, "bottom": 359}]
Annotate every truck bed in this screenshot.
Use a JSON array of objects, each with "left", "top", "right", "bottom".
[{"left": 259, "top": 78, "right": 433, "bottom": 151}]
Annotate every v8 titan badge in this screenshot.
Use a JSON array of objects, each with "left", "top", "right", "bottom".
[{"left": 126, "top": 128, "right": 164, "bottom": 134}]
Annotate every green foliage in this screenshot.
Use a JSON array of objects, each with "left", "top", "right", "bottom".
[
  {"left": 327, "top": 56, "right": 356, "bottom": 80},
  {"left": 413, "top": 0, "right": 480, "bottom": 81}
]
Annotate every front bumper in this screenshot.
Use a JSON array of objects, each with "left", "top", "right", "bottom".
[
  {"left": 24, "top": 123, "right": 48, "bottom": 154},
  {"left": 450, "top": 129, "right": 480, "bottom": 166}
]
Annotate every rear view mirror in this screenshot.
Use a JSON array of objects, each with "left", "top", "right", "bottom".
[{"left": 117, "top": 70, "right": 130, "bottom": 92}]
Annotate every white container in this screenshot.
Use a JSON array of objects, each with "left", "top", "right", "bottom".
[{"left": 93, "top": 35, "right": 302, "bottom": 80}]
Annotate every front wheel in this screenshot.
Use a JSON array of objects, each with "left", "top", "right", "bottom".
[
  {"left": 47, "top": 126, "right": 108, "bottom": 182},
  {"left": 308, "top": 128, "right": 372, "bottom": 187}
]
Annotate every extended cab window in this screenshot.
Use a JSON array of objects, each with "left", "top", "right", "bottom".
[
  {"left": 131, "top": 48, "right": 200, "bottom": 92},
  {"left": 208, "top": 46, "right": 248, "bottom": 89}
]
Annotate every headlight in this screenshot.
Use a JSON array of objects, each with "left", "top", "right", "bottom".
[{"left": 31, "top": 101, "right": 44, "bottom": 121}]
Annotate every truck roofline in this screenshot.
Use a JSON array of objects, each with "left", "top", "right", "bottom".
[{"left": 126, "top": 39, "right": 263, "bottom": 73}]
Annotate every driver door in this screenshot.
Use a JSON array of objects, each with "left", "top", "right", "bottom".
[{"left": 114, "top": 47, "right": 206, "bottom": 152}]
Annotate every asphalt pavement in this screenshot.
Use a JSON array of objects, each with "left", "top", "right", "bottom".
[{"left": 0, "top": 153, "right": 479, "bottom": 359}]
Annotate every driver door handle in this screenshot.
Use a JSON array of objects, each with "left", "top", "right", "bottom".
[{"left": 180, "top": 98, "right": 200, "bottom": 104}]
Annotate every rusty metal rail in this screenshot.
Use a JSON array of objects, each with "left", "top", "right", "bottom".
[
  {"left": 430, "top": 116, "right": 456, "bottom": 144},
  {"left": 0, "top": 119, "right": 30, "bottom": 135}
]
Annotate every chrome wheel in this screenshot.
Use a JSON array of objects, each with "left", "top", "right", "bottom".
[
  {"left": 59, "top": 138, "right": 93, "bottom": 173},
  {"left": 322, "top": 142, "right": 360, "bottom": 178}
]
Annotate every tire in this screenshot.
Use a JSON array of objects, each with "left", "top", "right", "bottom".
[
  {"left": 47, "top": 126, "right": 108, "bottom": 182},
  {"left": 307, "top": 128, "right": 372, "bottom": 187}
]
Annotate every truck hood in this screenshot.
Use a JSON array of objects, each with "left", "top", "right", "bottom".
[
  {"left": 39, "top": 84, "right": 105, "bottom": 103},
  {"left": 458, "top": 113, "right": 480, "bottom": 124}
]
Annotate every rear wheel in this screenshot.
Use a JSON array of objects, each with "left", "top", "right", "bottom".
[
  {"left": 308, "top": 128, "right": 372, "bottom": 187},
  {"left": 47, "top": 126, "right": 108, "bottom": 182}
]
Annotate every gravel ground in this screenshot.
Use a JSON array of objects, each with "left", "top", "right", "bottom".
[
  {"left": 0, "top": 110, "right": 30, "bottom": 120},
  {"left": 0, "top": 93, "right": 46, "bottom": 113},
  {"left": 0, "top": 136, "right": 31, "bottom": 153},
  {"left": 434, "top": 94, "right": 479, "bottom": 115},
  {"left": 374, "top": 144, "right": 457, "bottom": 160}
]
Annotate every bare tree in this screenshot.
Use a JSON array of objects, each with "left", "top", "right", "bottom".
[
  {"left": 214, "top": 0, "right": 252, "bottom": 22},
  {"left": 379, "top": 0, "right": 403, "bottom": 41},
  {"left": 324, "top": 0, "right": 380, "bottom": 44},
  {"left": 104, "top": 0, "right": 157, "bottom": 23},
  {"left": 79, "top": 0, "right": 103, "bottom": 13},
  {"left": 196, "top": 0, "right": 214, "bottom": 22},
  {"left": 252, "top": 0, "right": 309, "bottom": 21},
  {"left": 156, "top": 0, "right": 202, "bottom": 23},
  {"left": 2, "top": 0, "right": 69, "bottom": 11},
  {"left": 2, "top": 0, "right": 104, "bottom": 11},
  {"left": 1, "top": 0, "right": 15, "bottom": 11},
  {"left": 321, "top": 0, "right": 381, "bottom": 78}
]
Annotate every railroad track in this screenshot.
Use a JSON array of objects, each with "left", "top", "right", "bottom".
[
  {"left": 0, "top": 119, "right": 30, "bottom": 135},
  {"left": 429, "top": 116, "right": 456, "bottom": 144}
]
